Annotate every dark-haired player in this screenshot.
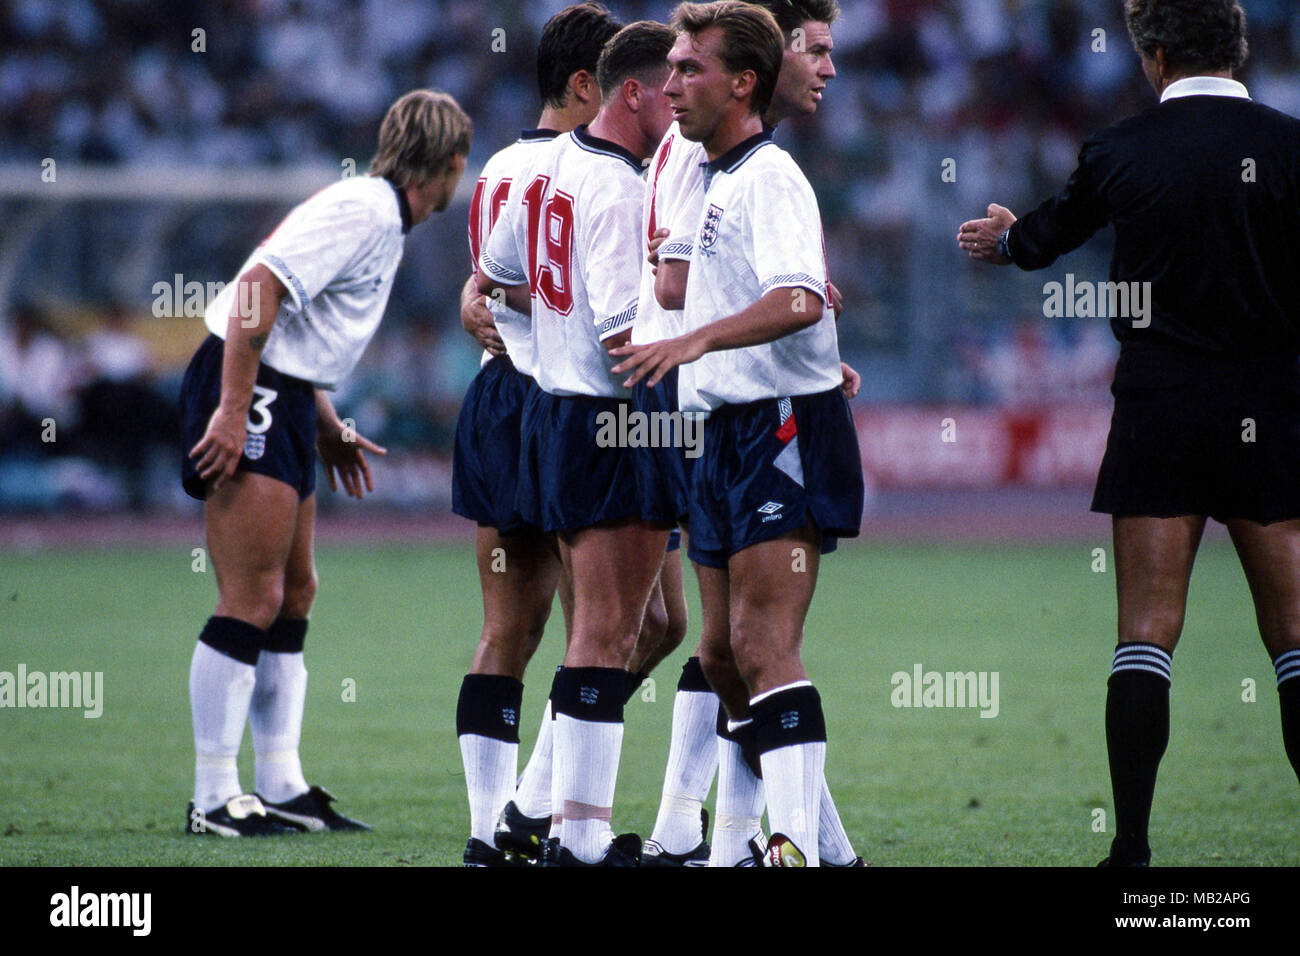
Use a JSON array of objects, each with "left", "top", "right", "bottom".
[
  {"left": 452, "top": 1, "right": 623, "bottom": 868},
  {"left": 478, "top": 20, "right": 677, "bottom": 866},
  {"left": 182, "top": 90, "right": 471, "bottom": 836}
]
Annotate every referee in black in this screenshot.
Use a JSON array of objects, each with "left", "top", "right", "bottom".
[{"left": 959, "top": 0, "right": 1300, "bottom": 866}]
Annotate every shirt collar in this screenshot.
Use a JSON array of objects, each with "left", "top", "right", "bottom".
[
  {"left": 384, "top": 177, "right": 413, "bottom": 234},
  {"left": 1161, "top": 76, "right": 1251, "bottom": 103},
  {"left": 571, "top": 125, "right": 643, "bottom": 173},
  {"left": 703, "top": 127, "right": 775, "bottom": 176},
  {"left": 519, "top": 128, "right": 561, "bottom": 141}
]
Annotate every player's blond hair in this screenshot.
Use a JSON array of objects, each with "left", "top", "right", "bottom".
[{"left": 369, "top": 90, "right": 473, "bottom": 188}]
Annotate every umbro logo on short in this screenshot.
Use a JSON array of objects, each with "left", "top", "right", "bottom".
[{"left": 757, "top": 501, "right": 784, "bottom": 515}]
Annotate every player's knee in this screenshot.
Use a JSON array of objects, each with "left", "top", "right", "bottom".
[
  {"left": 698, "top": 640, "right": 734, "bottom": 690},
  {"left": 280, "top": 572, "right": 318, "bottom": 619},
  {"left": 639, "top": 599, "right": 669, "bottom": 646}
]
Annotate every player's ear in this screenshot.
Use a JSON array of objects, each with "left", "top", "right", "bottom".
[
  {"left": 732, "top": 68, "right": 757, "bottom": 105},
  {"left": 570, "top": 69, "right": 597, "bottom": 105}
]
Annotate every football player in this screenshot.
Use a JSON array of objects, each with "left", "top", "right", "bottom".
[
  {"left": 181, "top": 90, "right": 471, "bottom": 835},
  {"left": 613, "top": 1, "right": 865, "bottom": 866},
  {"left": 477, "top": 20, "right": 678, "bottom": 866},
  {"left": 635, "top": 0, "right": 863, "bottom": 867},
  {"left": 452, "top": 2, "right": 623, "bottom": 869}
]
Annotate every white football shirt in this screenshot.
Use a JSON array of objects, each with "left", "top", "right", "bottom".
[
  {"left": 204, "top": 175, "right": 411, "bottom": 390},
  {"left": 480, "top": 126, "right": 645, "bottom": 398},
  {"left": 468, "top": 129, "right": 561, "bottom": 376},
  {"left": 633, "top": 122, "right": 706, "bottom": 346},
  {"left": 678, "top": 130, "right": 842, "bottom": 412}
]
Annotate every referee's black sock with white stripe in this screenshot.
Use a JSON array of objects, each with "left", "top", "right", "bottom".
[
  {"left": 1273, "top": 648, "right": 1300, "bottom": 783},
  {"left": 1105, "top": 642, "right": 1172, "bottom": 865}
]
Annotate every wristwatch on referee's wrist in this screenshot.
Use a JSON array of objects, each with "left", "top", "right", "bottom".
[{"left": 996, "top": 228, "right": 1012, "bottom": 262}]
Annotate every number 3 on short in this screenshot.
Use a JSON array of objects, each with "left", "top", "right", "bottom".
[{"left": 247, "top": 385, "right": 278, "bottom": 434}]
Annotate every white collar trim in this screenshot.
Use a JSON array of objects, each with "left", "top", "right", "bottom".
[{"left": 1161, "top": 76, "right": 1250, "bottom": 103}]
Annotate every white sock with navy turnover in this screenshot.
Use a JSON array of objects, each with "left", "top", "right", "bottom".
[
  {"left": 190, "top": 641, "right": 256, "bottom": 812},
  {"left": 249, "top": 650, "right": 310, "bottom": 804}
]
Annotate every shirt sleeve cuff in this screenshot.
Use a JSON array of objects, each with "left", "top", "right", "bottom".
[
  {"left": 256, "top": 252, "right": 308, "bottom": 312},
  {"left": 596, "top": 302, "right": 637, "bottom": 340}
]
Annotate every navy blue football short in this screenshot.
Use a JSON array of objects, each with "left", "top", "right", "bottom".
[
  {"left": 516, "top": 388, "right": 644, "bottom": 534},
  {"left": 180, "top": 334, "right": 317, "bottom": 501},
  {"left": 631, "top": 367, "right": 696, "bottom": 526},
  {"left": 688, "top": 387, "right": 864, "bottom": 569},
  {"left": 452, "top": 354, "right": 537, "bottom": 535}
]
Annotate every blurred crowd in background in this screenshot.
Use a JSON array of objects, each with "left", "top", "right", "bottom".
[{"left": 3, "top": 0, "right": 1299, "bottom": 511}]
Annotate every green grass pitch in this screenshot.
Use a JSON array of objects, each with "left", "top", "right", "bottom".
[{"left": 1, "top": 539, "right": 1295, "bottom": 866}]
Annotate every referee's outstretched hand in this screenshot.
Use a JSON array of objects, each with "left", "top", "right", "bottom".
[
  {"left": 957, "top": 204, "right": 1016, "bottom": 264},
  {"left": 190, "top": 405, "right": 249, "bottom": 491},
  {"left": 317, "top": 420, "right": 387, "bottom": 500}
]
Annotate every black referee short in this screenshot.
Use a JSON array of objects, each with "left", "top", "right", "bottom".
[{"left": 1091, "top": 347, "right": 1300, "bottom": 524}]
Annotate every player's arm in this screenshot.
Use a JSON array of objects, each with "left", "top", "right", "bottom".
[
  {"left": 473, "top": 269, "right": 532, "bottom": 316},
  {"left": 188, "top": 264, "right": 287, "bottom": 488},
  {"left": 655, "top": 259, "right": 688, "bottom": 311},
  {"left": 315, "top": 389, "right": 387, "bottom": 500},
  {"left": 611, "top": 284, "right": 824, "bottom": 389},
  {"left": 460, "top": 274, "right": 506, "bottom": 355},
  {"left": 475, "top": 190, "right": 533, "bottom": 316}
]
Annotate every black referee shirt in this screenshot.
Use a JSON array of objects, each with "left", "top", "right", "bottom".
[{"left": 1007, "top": 79, "right": 1300, "bottom": 384}]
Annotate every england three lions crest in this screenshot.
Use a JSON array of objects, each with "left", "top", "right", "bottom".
[{"left": 699, "top": 203, "right": 724, "bottom": 255}]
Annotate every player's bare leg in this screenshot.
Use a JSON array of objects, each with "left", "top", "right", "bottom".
[
  {"left": 457, "top": 525, "right": 563, "bottom": 857},
  {"left": 551, "top": 520, "right": 667, "bottom": 862},
  {"left": 728, "top": 521, "right": 825, "bottom": 865},
  {"left": 190, "top": 472, "right": 297, "bottom": 819},
  {"left": 1103, "top": 514, "right": 1205, "bottom": 866},
  {"left": 1225, "top": 518, "right": 1300, "bottom": 784}
]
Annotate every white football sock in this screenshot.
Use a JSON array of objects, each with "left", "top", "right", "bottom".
[
  {"left": 555, "top": 712, "right": 623, "bottom": 863},
  {"left": 190, "top": 641, "right": 256, "bottom": 812},
  {"left": 459, "top": 735, "right": 518, "bottom": 844},
  {"left": 514, "top": 699, "right": 553, "bottom": 820},
  {"left": 249, "top": 649, "right": 310, "bottom": 804},
  {"left": 709, "top": 724, "right": 766, "bottom": 867},
  {"left": 818, "top": 776, "right": 857, "bottom": 865},
  {"left": 758, "top": 740, "right": 825, "bottom": 867},
  {"left": 649, "top": 689, "right": 719, "bottom": 853}
]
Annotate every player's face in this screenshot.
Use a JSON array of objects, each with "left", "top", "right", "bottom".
[
  {"left": 771, "top": 20, "right": 835, "bottom": 121},
  {"left": 664, "top": 27, "right": 741, "bottom": 144}
]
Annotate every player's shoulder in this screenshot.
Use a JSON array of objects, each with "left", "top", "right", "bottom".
[
  {"left": 482, "top": 130, "right": 562, "bottom": 180},
  {"left": 727, "top": 133, "right": 812, "bottom": 198},
  {"left": 295, "top": 175, "right": 398, "bottom": 228}
]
